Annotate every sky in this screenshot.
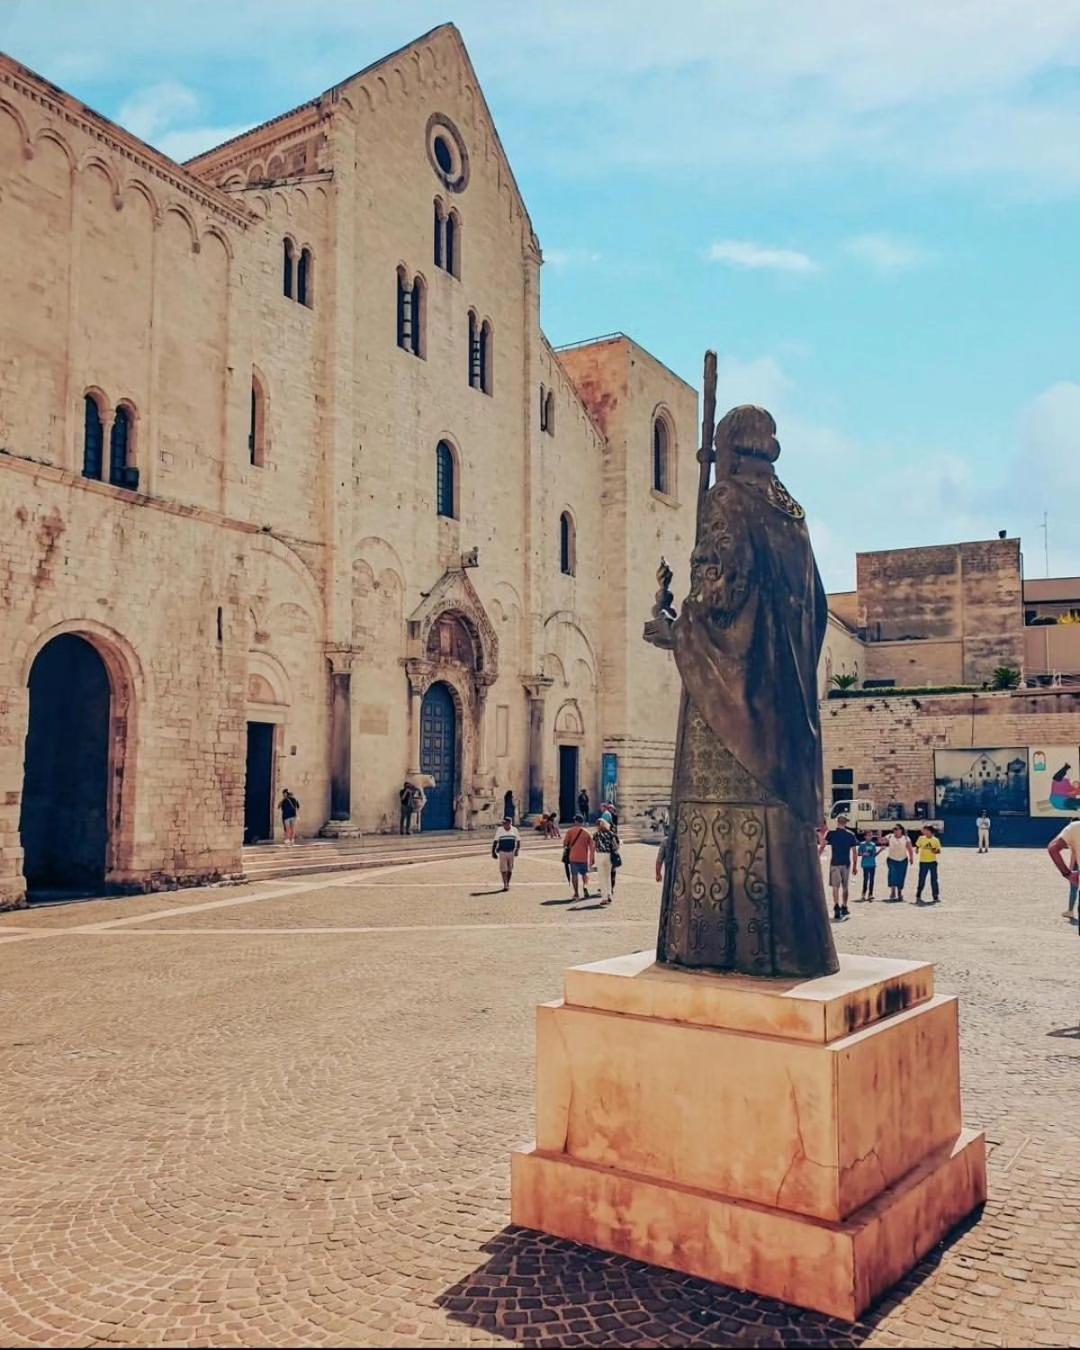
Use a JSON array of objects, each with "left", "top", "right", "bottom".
[{"left": 2, "top": 0, "right": 1079, "bottom": 590}]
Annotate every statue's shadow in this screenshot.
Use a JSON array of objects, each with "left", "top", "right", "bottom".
[{"left": 435, "top": 1218, "right": 978, "bottom": 1345}]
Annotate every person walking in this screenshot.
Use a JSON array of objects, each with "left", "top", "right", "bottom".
[
  {"left": 884, "top": 824, "right": 914, "bottom": 901},
  {"left": 503, "top": 789, "right": 516, "bottom": 825},
  {"left": 491, "top": 815, "right": 521, "bottom": 891},
  {"left": 976, "top": 811, "right": 991, "bottom": 854},
  {"left": 856, "top": 831, "right": 884, "bottom": 900},
  {"left": 562, "top": 814, "right": 595, "bottom": 899},
  {"left": 279, "top": 789, "right": 300, "bottom": 844},
  {"left": 820, "top": 814, "right": 858, "bottom": 921},
  {"left": 593, "top": 815, "right": 620, "bottom": 906},
  {"left": 399, "top": 781, "right": 415, "bottom": 835},
  {"left": 1048, "top": 815, "right": 1080, "bottom": 920},
  {"left": 577, "top": 787, "right": 590, "bottom": 821},
  {"left": 915, "top": 826, "right": 942, "bottom": 904}
]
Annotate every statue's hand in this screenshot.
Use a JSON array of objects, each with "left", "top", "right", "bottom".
[{"left": 643, "top": 615, "right": 675, "bottom": 650}]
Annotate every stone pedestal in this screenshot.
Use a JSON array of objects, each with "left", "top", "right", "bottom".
[
  {"left": 511, "top": 951, "right": 986, "bottom": 1322},
  {"left": 318, "top": 819, "right": 363, "bottom": 839}
]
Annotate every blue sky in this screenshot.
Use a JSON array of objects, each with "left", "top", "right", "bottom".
[{"left": 3, "top": 0, "right": 1079, "bottom": 589}]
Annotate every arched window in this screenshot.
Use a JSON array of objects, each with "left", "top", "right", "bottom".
[
  {"left": 433, "top": 198, "right": 445, "bottom": 269},
  {"left": 82, "top": 393, "right": 104, "bottom": 480},
  {"left": 249, "top": 374, "right": 266, "bottom": 467},
  {"left": 109, "top": 404, "right": 132, "bottom": 487},
  {"left": 468, "top": 310, "right": 480, "bottom": 388},
  {"left": 545, "top": 389, "right": 555, "bottom": 435},
  {"left": 652, "top": 413, "right": 671, "bottom": 495},
  {"left": 560, "top": 511, "right": 576, "bottom": 576},
  {"left": 445, "top": 209, "right": 459, "bottom": 277},
  {"left": 411, "top": 274, "right": 426, "bottom": 358},
  {"left": 479, "top": 319, "right": 493, "bottom": 395},
  {"left": 297, "top": 247, "right": 313, "bottom": 307},
  {"left": 436, "top": 440, "right": 456, "bottom": 519},
  {"left": 397, "top": 267, "right": 412, "bottom": 351},
  {"left": 283, "top": 239, "right": 294, "bottom": 299}
]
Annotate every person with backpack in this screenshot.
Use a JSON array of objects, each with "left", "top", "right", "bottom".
[
  {"left": 279, "top": 789, "right": 300, "bottom": 844},
  {"left": 562, "top": 813, "right": 595, "bottom": 900}
]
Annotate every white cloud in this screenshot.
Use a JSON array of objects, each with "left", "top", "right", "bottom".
[
  {"left": 160, "top": 126, "right": 252, "bottom": 162},
  {"left": 707, "top": 240, "right": 820, "bottom": 274},
  {"left": 117, "top": 82, "right": 200, "bottom": 143},
  {"left": 844, "top": 232, "right": 933, "bottom": 272},
  {"left": 543, "top": 247, "right": 603, "bottom": 269}
]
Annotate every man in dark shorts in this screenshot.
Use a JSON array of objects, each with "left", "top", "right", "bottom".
[
  {"left": 562, "top": 813, "right": 595, "bottom": 900},
  {"left": 819, "top": 814, "right": 858, "bottom": 921}
]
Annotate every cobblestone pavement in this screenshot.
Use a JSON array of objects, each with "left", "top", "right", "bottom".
[{"left": 0, "top": 843, "right": 1077, "bottom": 1347}]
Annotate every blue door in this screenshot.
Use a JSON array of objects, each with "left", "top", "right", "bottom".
[{"left": 420, "top": 682, "right": 457, "bottom": 830}]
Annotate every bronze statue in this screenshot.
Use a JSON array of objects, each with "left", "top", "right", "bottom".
[{"left": 645, "top": 363, "right": 838, "bottom": 978}]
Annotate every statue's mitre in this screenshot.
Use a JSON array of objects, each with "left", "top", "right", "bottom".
[{"left": 715, "top": 405, "right": 780, "bottom": 463}]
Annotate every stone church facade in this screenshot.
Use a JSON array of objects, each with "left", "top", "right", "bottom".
[{"left": 0, "top": 24, "right": 696, "bottom": 905}]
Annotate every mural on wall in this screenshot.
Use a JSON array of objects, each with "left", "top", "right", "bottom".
[
  {"left": 1028, "top": 745, "right": 1080, "bottom": 818},
  {"left": 934, "top": 748, "right": 1029, "bottom": 816}
]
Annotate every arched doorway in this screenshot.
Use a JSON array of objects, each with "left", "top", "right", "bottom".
[
  {"left": 420, "top": 681, "right": 457, "bottom": 830},
  {"left": 20, "top": 634, "right": 111, "bottom": 895}
]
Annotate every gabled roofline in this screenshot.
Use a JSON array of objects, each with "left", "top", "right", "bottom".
[
  {"left": 185, "top": 24, "right": 458, "bottom": 169},
  {"left": 183, "top": 24, "right": 538, "bottom": 239},
  {"left": 0, "top": 52, "right": 254, "bottom": 228}
]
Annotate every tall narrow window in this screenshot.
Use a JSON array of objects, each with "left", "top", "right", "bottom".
[
  {"left": 297, "top": 247, "right": 312, "bottom": 307},
  {"left": 652, "top": 414, "right": 670, "bottom": 494},
  {"left": 109, "top": 405, "right": 131, "bottom": 487},
  {"left": 433, "top": 198, "right": 445, "bottom": 269},
  {"left": 411, "top": 274, "right": 426, "bottom": 358},
  {"left": 479, "top": 320, "right": 493, "bottom": 395},
  {"left": 436, "top": 440, "right": 456, "bottom": 519},
  {"left": 468, "top": 311, "right": 480, "bottom": 387},
  {"left": 560, "top": 511, "right": 575, "bottom": 576},
  {"left": 82, "top": 394, "right": 104, "bottom": 481},
  {"left": 539, "top": 384, "right": 548, "bottom": 432},
  {"left": 397, "top": 267, "right": 413, "bottom": 352},
  {"left": 445, "top": 210, "right": 458, "bottom": 277},
  {"left": 283, "top": 239, "right": 294, "bottom": 299},
  {"left": 545, "top": 389, "right": 555, "bottom": 435},
  {"left": 249, "top": 374, "right": 266, "bottom": 466}
]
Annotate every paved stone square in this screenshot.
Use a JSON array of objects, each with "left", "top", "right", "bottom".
[{"left": 0, "top": 842, "right": 1077, "bottom": 1348}]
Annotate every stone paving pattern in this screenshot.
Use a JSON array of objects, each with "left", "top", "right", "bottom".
[{"left": 0, "top": 843, "right": 1077, "bottom": 1347}]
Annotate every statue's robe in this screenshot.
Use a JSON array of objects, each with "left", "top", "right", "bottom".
[{"left": 658, "top": 468, "right": 839, "bottom": 978}]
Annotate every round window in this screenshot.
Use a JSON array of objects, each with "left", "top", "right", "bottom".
[
  {"left": 426, "top": 114, "right": 469, "bottom": 192},
  {"left": 433, "top": 135, "right": 454, "bottom": 175}
]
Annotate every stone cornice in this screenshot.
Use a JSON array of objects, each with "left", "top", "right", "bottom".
[{"left": 0, "top": 55, "right": 254, "bottom": 229}]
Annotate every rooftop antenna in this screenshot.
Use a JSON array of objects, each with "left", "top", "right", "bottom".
[{"left": 1040, "top": 510, "right": 1050, "bottom": 577}]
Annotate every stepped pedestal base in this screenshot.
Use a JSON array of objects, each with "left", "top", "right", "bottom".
[
  {"left": 510, "top": 951, "right": 986, "bottom": 1322},
  {"left": 318, "top": 819, "right": 363, "bottom": 839}
]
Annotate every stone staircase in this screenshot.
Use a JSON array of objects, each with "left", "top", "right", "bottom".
[{"left": 241, "top": 825, "right": 648, "bottom": 884}]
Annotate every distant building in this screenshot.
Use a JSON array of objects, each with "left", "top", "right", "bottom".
[{"left": 820, "top": 539, "right": 1080, "bottom": 844}]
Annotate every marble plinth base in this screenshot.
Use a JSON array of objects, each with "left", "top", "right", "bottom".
[{"left": 510, "top": 951, "right": 986, "bottom": 1321}]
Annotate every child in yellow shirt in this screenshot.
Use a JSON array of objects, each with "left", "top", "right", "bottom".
[{"left": 915, "top": 826, "right": 942, "bottom": 905}]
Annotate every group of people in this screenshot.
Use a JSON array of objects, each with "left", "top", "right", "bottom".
[
  {"left": 490, "top": 798, "right": 622, "bottom": 902},
  {"left": 820, "top": 816, "right": 943, "bottom": 920}
]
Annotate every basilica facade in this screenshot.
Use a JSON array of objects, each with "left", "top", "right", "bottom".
[{"left": 0, "top": 24, "right": 695, "bottom": 905}]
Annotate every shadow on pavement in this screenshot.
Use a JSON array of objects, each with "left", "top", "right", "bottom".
[
  {"left": 1046, "top": 1025, "right": 1080, "bottom": 1038},
  {"left": 436, "top": 1215, "right": 981, "bottom": 1346}
]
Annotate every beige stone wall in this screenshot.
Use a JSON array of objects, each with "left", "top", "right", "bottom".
[
  {"left": 821, "top": 688, "right": 1080, "bottom": 814},
  {"left": 819, "top": 615, "right": 865, "bottom": 696},
  {"left": 857, "top": 540, "right": 1024, "bottom": 687},
  {"left": 0, "top": 29, "right": 697, "bottom": 902},
  {"left": 557, "top": 337, "right": 697, "bottom": 814},
  {"left": 1025, "top": 624, "right": 1080, "bottom": 678}
]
